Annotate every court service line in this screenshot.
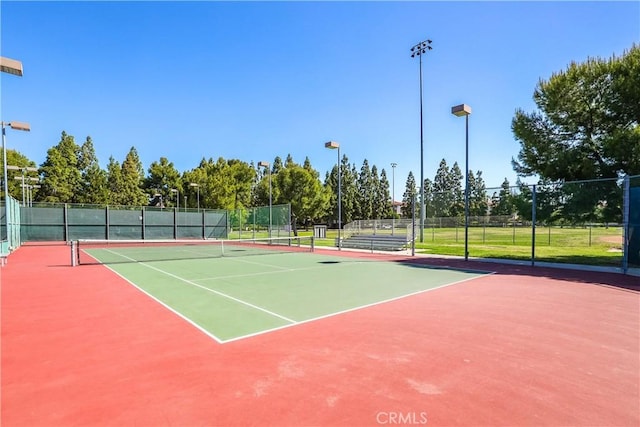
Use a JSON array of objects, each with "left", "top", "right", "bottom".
[
  {"left": 194, "top": 260, "right": 364, "bottom": 283},
  {"left": 225, "top": 256, "right": 292, "bottom": 271},
  {"left": 221, "top": 272, "right": 494, "bottom": 344},
  {"left": 103, "top": 249, "right": 297, "bottom": 324}
]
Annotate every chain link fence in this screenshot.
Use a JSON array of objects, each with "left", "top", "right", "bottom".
[
  {"left": 228, "top": 204, "right": 292, "bottom": 239},
  {"left": 416, "top": 176, "right": 637, "bottom": 272}
]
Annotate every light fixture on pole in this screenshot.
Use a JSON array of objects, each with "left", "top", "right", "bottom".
[
  {"left": 8, "top": 165, "right": 38, "bottom": 206},
  {"left": 154, "top": 192, "right": 163, "bottom": 210},
  {"left": 0, "top": 56, "right": 23, "bottom": 76},
  {"left": 451, "top": 103, "right": 472, "bottom": 261},
  {"left": 410, "top": 39, "right": 432, "bottom": 243},
  {"left": 171, "top": 188, "right": 179, "bottom": 211},
  {"left": 2, "top": 121, "right": 30, "bottom": 252},
  {"left": 189, "top": 183, "right": 200, "bottom": 212},
  {"left": 1, "top": 57, "right": 25, "bottom": 256},
  {"left": 325, "top": 141, "right": 341, "bottom": 250},
  {"left": 27, "top": 183, "right": 40, "bottom": 207},
  {"left": 257, "top": 161, "right": 272, "bottom": 238}
]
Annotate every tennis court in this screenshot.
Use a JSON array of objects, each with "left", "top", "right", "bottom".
[
  {"left": 2, "top": 241, "right": 639, "bottom": 426},
  {"left": 75, "top": 237, "right": 489, "bottom": 342}
]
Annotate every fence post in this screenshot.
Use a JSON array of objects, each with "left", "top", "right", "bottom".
[
  {"left": 622, "top": 175, "right": 630, "bottom": 273},
  {"left": 141, "top": 207, "right": 145, "bottom": 240},
  {"left": 71, "top": 240, "right": 77, "bottom": 266},
  {"left": 411, "top": 193, "right": 416, "bottom": 256},
  {"left": 64, "top": 203, "right": 69, "bottom": 243},
  {"left": 174, "top": 207, "right": 177, "bottom": 240},
  {"left": 531, "top": 184, "right": 536, "bottom": 267},
  {"left": 105, "top": 205, "right": 109, "bottom": 240},
  {"left": 202, "top": 209, "right": 206, "bottom": 240}
]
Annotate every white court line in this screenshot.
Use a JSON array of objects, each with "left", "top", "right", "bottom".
[
  {"left": 224, "top": 255, "right": 292, "bottom": 271},
  {"left": 102, "top": 249, "right": 296, "bottom": 324},
  {"left": 93, "top": 248, "right": 494, "bottom": 345},
  {"left": 97, "top": 263, "right": 224, "bottom": 344},
  {"left": 220, "top": 272, "right": 495, "bottom": 344},
  {"left": 193, "top": 260, "right": 366, "bottom": 283}
]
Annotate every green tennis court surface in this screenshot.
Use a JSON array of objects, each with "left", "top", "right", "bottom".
[{"left": 83, "top": 245, "right": 490, "bottom": 343}]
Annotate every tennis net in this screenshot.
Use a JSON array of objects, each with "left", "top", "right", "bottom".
[{"left": 72, "top": 236, "right": 315, "bottom": 266}]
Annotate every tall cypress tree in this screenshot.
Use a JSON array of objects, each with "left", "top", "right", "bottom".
[
  {"left": 77, "top": 136, "right": 108, "bottom": 205},
  {"left": 357, "top": 159, "right": 373, "bottom": 220},
  {"left": 401, "top": 172, "right": 417, "bottom": 219},
  {"left": 121, "top": 147, "right": 149, "bottom": 206}
]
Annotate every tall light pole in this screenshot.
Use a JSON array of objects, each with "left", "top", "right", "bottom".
[
  {"left": 410, "top": 39, "right": 432, "bottom": 243},
  {"left": 390, "top": 162, "right": 397, "bottom": 212},
  {"left": 28, "top": 184, "right": 41, "bottom": 207},
  {"left": 257, "top": 161, "right": 272, "bottom": 238},
  {"left": 2, "top": 121, "right": 30, "bottom": 252},
  {"left": 1, "top": 56, "right": 25, "bottom": 255},
  {"left": 325, "top": 141, "right": 341, "bottom": 250},
  {"left": 391, "top": 162, "right": 397, "bottom": 236},
  {"left": 189, "top": 182, "right": 200, "bottom": 212},
  {"left": 452, "top": 103, "right": 472, "bottom": 261}
]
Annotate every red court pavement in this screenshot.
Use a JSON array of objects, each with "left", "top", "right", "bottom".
[{"left": 1, "top": 244, "right": 639, "bottom": 426}]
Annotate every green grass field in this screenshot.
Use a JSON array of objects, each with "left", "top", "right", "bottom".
[{"left": 295, "top": 225, "right": 624, "bottom": 267}]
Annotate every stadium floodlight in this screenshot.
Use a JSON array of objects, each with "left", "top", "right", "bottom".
[
  {"left": 325, "top": 141, "right": 342, "bottom": 250},
  {"left": 257, "top": 161, "right": 272, "bottom": 238},
  {"left": 189, "top": 183, "right": 200, "bottom": 212},
  {"left": 0, "top": 57, "right": 23, "bottom": 76},
  {"left": 410, "top": 39, "right": 432, "bottom": 243},
  {"left": 2, "top": 121, "right": 30, "bottom": 251},
  {"left": 451, "top": 103, "right": 472, "bottom": 261}
]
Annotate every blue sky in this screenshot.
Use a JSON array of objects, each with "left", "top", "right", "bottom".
[{"left": 1, "top": 1, "right": 638, "bottom": 198}]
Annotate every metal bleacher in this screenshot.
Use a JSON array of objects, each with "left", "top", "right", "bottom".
[{"left": 339, "top": 234, "right": 408, "bottom": 251}]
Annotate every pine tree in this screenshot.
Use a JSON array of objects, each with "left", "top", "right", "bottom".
[
  {"left": 272, "top": 156, "right": 283, "bottom": 174},
  {"left": 106, "top": 157, "right": 124, "bottom": 205},
  {"left": 401, "top": 172, "right": 417, "bottom": 218},
  {"left": 432, "top": 159, "right": 453, "bottom": 217},
  {"left": 76, "top": 137, "right": 108, "bottom": 205},
  {"left": 37, "top": 131, "right": 81, "bottom": 203},
  {"left": 492, "top": 178, "right": 514, "bottom": 215},
  {"left": 377, "top": 168, "right": 392, "bottom": 219},
  {"left": 469, "top": 170, "right": 488, "bottom": 216},
  {"left": 357, "top": 159, "right": 373, "bottom": 220},
  {"left": 145, "top": 157, "right": 181, "bottom": 206},
  {"left": 423, "top": 178, "right": 434, "bottom": 219},
  {"left": 121, "top": 147, "right": 149, "bottom": 206},
  {"left": 450, "top": 162, "right": 464, "bottom": 217}
]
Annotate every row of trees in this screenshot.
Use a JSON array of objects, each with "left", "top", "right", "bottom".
[
  {"left": 2, "top": 45, "right": 637, "bottom": 227},
  {"left": 3, "top": 130, "right": 506, "bottom": 225}
]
